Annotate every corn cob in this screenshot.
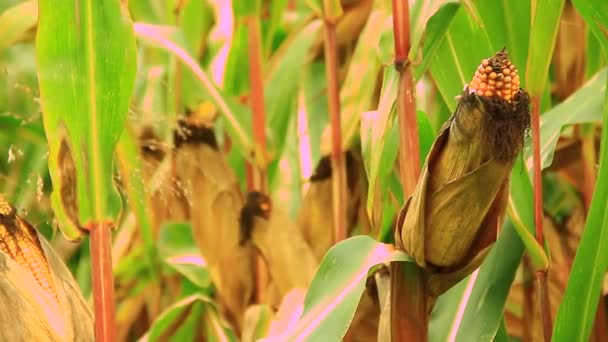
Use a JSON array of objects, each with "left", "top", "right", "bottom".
[
  {"left": 468, "top": 48, "right": 520, "bottom": 102},
  {"left": 0, "top": 196, "right": 58, "bottom": 303}
]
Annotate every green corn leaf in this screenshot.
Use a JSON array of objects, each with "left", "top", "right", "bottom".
[
  {"left": 261, "top": 236, "right": 410, "bottom": 341},
  {"left": 428, "top": 5, "right": 493, "bottom": 111},
  {"left": 525, "top": 68, "right": 607, "bottom": 170},
  {"left": 471, "top": 0, "right": 531, "bottom": 83},
  {"left": 413, "top": 2, "right": 460, "bottom": 80},
  {"left": 524, "top": 0, "right": 565, "bottom": 95},
  {"left": 157, "top": 223, "right": 211, "bottom": 289},
  {"left": 37, "top": 0, "right": 137, "bottom": 238},
  {"left": 553, "top": 1, "right": 608, "bottom": 337},
  {"left": 554, "top": 63, "right": 608, "bottom": 342},
  {"left": 141, "top": 294, "right": 237, "bottom": 342}
]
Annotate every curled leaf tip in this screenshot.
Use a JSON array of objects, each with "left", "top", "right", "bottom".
[{"left": 467, "top": 49, "right": 520, "bottom": 103}]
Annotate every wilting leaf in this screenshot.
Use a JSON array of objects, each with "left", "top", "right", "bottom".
[{"left": 37, "top": 0, "right": 137, "bottom": 237}]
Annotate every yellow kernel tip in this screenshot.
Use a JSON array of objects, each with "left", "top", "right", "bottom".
[
  {"left": 503, "top": 68, "right": 511, "bottom": 75},
  {"left": 485, "top": 66, "right": 493, "bottom": 73},
  {"left": 482, "top": 59, "right": 490, "bottom": 66},
  {"left": 484, "top": 90, "right": 493, "bottom": 97}
]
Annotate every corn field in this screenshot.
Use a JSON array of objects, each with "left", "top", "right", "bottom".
[{"left": 0, "top": 0, "right": 607, "bottom": 341}]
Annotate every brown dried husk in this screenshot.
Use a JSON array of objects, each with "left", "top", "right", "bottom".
[
  {"left": 173, "top": 122, "right": 254, "bottom": 329},
  {"left": 396, "top": 89, "right": 530, "bottom": 296},
  {"left": 0, "top": 232, "right": 93, "bottom": 341},
  {"left": 250, "top": 205, "right": 318, "bottom": 299},
  {"left": 298, "top": 152, "right": 370, "bottom": 261}
]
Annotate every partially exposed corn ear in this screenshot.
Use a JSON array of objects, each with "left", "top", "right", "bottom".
[
  {"left": 0, "top": 196, "right": 93, "bottom": 340},
  {"left": 0, "top": 196, "right": 57, "bottom": 303},
  {"left": 468, "top": 48, "right": 520, "bottom": 103},
  {"left": 395, "top": 49, "right": 530, "bottom": 297}
]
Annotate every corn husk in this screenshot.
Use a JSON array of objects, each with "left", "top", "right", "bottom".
[
  {"left": 243, "top": 192, "right": 318, "bottom": 298},
  {"left": 298, "top": 152, "right": 370, "bottom": 261},
  {"left": 396, "top": 50, "right": 530, "bottom": 296},
  {"left": 0, "top": 198, "right": 93, "bottom": 341},
  {"left": 173, "top": 119, "right": 254, "bottom": 329}
]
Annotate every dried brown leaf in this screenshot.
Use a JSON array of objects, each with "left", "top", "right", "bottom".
[{"left": 173, "top": 121, "right": 254, "bottom": 329}]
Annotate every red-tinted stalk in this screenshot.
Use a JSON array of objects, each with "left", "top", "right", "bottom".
[
  {"left": 531, "top": 96, "right": 552, "bottom": 341},
  {"left": 323, "top": 17, "right": 348, "bottom": 243},
  {"left": 247, "top": 14, "right": 268, "bottom": 302},
  {"left": 89, "top": 223, "right": 116, "bottom": 342},
  {"left": 390, "top": 0, "right": 424, "bottom": 340}
]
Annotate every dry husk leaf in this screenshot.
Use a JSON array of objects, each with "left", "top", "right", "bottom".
[
  {"left": 243, "top": 192, "right": 318, "bottom": 298},
  {"left": 298, "top": 152, "right": 370, "bottom": 261},
  {"left": 396, "top": 50, "right": 530, "bottom": 297},
  {"left": 0, "top": 199, "right": 93, "bottom": 341},
  {"left": 173, "top": 119, "right": 254, "bottom": 329}
]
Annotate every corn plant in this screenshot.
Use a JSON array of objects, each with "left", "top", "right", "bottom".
[{"left": 0, "top": 0, "right": 607, "bottom": 341}]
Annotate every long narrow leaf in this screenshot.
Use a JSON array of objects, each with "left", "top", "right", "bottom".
[
  {"left": 37, "top": 0, "right": 137, "bottom": 237},
  {"left": 553, "top": 1, "right": 608, "bottom": 338},
  {"left": 261, "top": 236, "right": 410, "bottom": 341},
  {"left": 525, "top": 0, "right": 565, "bottom": 95}
]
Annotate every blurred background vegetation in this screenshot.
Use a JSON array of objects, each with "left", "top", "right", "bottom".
[{"left": 0, "top": 0, "right": 607, "bottom": 341}]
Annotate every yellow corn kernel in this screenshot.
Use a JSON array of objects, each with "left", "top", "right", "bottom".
[{"left": 0, "top": 196, "right": 58, "bottom": 303}]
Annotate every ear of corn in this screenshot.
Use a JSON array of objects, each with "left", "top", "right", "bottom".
[
  {"left": 395, "top": 49, "right": 530, "bottom": 298},
  {"left": 0, "top": 196, "right": 94, "bottom": 341},
  {"left": 0, "top": 196, "right": 58, "bottom": 304}
]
